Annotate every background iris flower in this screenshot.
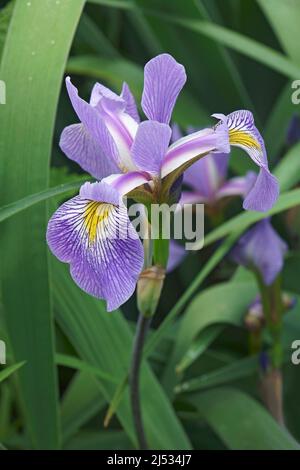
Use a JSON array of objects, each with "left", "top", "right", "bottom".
[{"left": 230, "top": 218, "right": 287, "bottom": 286}]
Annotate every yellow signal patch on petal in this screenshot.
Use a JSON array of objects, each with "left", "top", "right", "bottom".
[
  {"left": 84, "top": 201, "right": 111, "bottom": 243},
  {"left": 229, "top": 129, "right": 261, "bottom": 151}
]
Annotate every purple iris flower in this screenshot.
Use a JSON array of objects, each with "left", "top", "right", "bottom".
[
  {"left": 286, "top": 114, "right": 300, "bottom": 146},
  {"left": 172, "top": 125, "right": 257, "bottom": 206},
  {"left": 47, "top": 53, "right": 279, "bottom": 310},
  {"left": 212, "top": 111, "right": 279, "bottom": 212},
  {"left": 230, "top": 218, "right": 287, "bottom": 285}
]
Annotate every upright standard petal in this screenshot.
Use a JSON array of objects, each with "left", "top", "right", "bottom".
[
  {"left": 121, "top": 82, "right": 140, "bottom": 123},
  {"left": 230, "top": 218, "right": 287, "bottom": 285},
  {"left": 141, "top": 53, "right": 186, "bottom": 124},
  {"left": 63, "top": 77, "right": 120, "bottom": 176},
  {"left": 90, "top": 82, "right": 125, "bottom": 113},
  {"left": 161, "top": 124, "right": 230, "bottom": 179},
  {"left": 47, "top": 181, "right": 144, "bottom": 311},
  {"left": 66, "top": 77, "right": 138, "bottom": 173},
  {"left": 171, "top": 123, "right": 183, "bottom": 143},
  {"left": 89, "top": 81, "right": 139, "bottom": 171},
  {"left": 213, "top": 110, "right": 279, "bottom": 212},
  {"left": 131, "top": 120, "right": 171, "bottom": 175},
  {"left": 60, "top": 123, "right": 119, "bottom": 180}
]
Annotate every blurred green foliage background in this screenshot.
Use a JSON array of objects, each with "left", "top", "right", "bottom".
[{"left": 1, "top": 0, "right": 300, "bottom": 450}]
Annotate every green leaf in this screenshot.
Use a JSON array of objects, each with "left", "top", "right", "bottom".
[
  {"left": 107, "top": 232, "right": 242, "bottom": 422},
  {"left": 175, "top": 355, "right": 258, "bottom": 394},
  {"left": 258, "top": 0, "right": 300, "bottom": 64},
  {"left": 52, "top": 259, "right": 191, "bottom": 450},
  {"left": 144, "top": 231, "right": 245, "bottom": 359},
  {"left": 76, "top": 13, "right": 119, "bottom": 58},
  {"left": 0, "top": 0, "right": 14, "bottom": 61},
  {"left": 274, "top": 142, "right": 300, "bottom": 192},
  {"left": 161, "top": 280, "right": 257, "bottom": 395},
  {"left": 56, "top": 353, "right": 118, "bottom": 384},
  {"left": 187, "top": 387, "right": 299, "bottom": 450},
  {"left": 201, "top": 188, "right": 300, "bottom": 250},
  {"left": 88, "top": 0, "right": 133, "bottom": 8},
  {"left": 0, "top": 384, "right": 12, "bottom": 441},
  {"left": 264, "top": 83, "right": 296, "bottom": 163},
  {"left": 140, "top": 0, "right": 256, "bottom": 113},
  {"left": 148, "top": 13, "right": 300, "bottom": 79},
  {"left": 0, "top": 0, "right": 85, "bottom": 449},
  {"left": 0, "top": 361, "right": 25, "bottom": 384},
  {"left": 175, "top": 325, "right": 224, "bottom": 374},
  {"left": 126, "top": 2, "right": 162, "bottom": 57},
  {"left": 64, "top": 430, "right": 133, "bottom": 450},
  {"left": 60, "top": 371, "right": 106, "bottom": 443},
  {"left": 0, "top": 180, "right": 87, "bottom": 224}
]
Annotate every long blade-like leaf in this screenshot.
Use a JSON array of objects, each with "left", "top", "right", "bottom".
[
  {"left": 0, "top": 0, "right": 85, "bottom": 449},
  {"left": 144, "top": 12, "right": 300, "bottom": 79},
  {"left": 0, "top": 362, "right": 25, "bottom": 384},
  {"left": 52, "top": 259, "right": 191, "bottom": 450},
  {"left": 187, "top": 387, "right": 299, "bottom": 450},
  {"left": 0, "top": 180, "right": 86, "bottom": 224}
]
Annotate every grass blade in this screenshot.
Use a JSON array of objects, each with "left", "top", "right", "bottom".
[
  {"left": 0, "top": 180, "right": 87, "bottom": 224},
  {"left": 61, "top": 371, "right": 106, "bottom": 443},
  {"left": 144, "top": 12, "right": 300, "bottom": 79},
  {"left": 187, "top": 387, "right": 299, "bottom": 450},
  {"left": 52, "top": 259, "right": 191, "bottom": 450},
  {"left": 258, "top": 0, "right": 300, "bottom": 64},
  {"left": 0, "top": 0, "right": 85, "bottom": 449},
  {"left": 0, "top": 362, "right": 25, "bottom": 384}
]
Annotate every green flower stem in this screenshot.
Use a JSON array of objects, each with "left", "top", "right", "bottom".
[
  {"left": 129, "top": 312, "right": 152, "bottom": 449},
  {"left": 130, "top": 232, "right": 166, "bottom": 449},
  {"left": 249, "top": 329, "right": 262, "bottom": 356},
  {"left": 256, "top": 274, "right": 284, "bottom": 369},
  {"left": 255, "top": 272, "right": 284, "bottom": 424}
]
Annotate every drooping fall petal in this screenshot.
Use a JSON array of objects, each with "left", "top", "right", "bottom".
[{"left": 47, "top": 181, "right": 144, "bottom": 311}]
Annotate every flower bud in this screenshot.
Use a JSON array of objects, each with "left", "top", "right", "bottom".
[
  {"left": 137, "top": 266, "right": 165, "bottom": 317},
  {"left": 244, "top": 299, "right": 265, "bottom": 331}
]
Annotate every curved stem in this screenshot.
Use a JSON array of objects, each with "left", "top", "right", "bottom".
[{"left": 130, "top": 313, "right": 151, "bottom": 449}]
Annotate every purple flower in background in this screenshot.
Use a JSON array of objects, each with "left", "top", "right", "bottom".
[
  {"left": 245, "top": 293, "right": 296, "bottom": 331},
  {"left": 230, "top": 218, "right": 287, "bottom": 285},
  {"left": 47, "top": 53, "right": 279, "bottom": 309},
  {"left": 286, "top": 114, "right": 300, "bottom": 146}
]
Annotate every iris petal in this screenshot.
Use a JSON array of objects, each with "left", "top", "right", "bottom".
[
  {"left": 102, "top": 171, "right": 151, "bottom": 196},
  {"left": 142, "top": 54, "right": 186, "bottom": 124},
  {"left": 213, "top": 110, "right": 279, "bottom": 212},
  {"left": 60, "top": 123, "right": 118, "bottom": 180},
  {"left": 161, "top": 125, "right": 229, "bottom": 179},
  {"left": 131, "top": 120, "right": 171, "bottom": 175},
  {"left": 64, "top": 77, "right": 120, "bottom": 174},
  {"left": 243, "top": 167, "right": 279, "bottom": 212},
  {"left": 47, "top": 182, "right": 144, "bottom": 311},
  {"left": 231, "top": 218, "right": 287, "bottom": 285},
  {"left": 121, "top": 82, "right": 140, "bottom": 123}
]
